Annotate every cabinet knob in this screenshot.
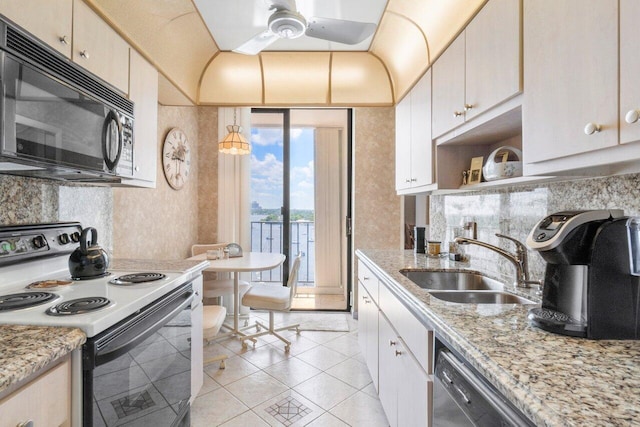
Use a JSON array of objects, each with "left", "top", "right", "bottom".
[
  {"left": 363, "top": 276, "right": 370, "bottom": 281},
  {"left": 389, "top": 340, "right": 397, "bottom": 346},
  {"left": 405, "top": 179, "right": 411, "bottom": 183},
  {"left": 584, "top": 122, "right": 601, "bottom": 135},
  {"left": 135, "top": 166, "right": 140, "bottom": 172},
  {"left": 410, "top": 178, "right": 417, "bottom": 182},
  {"left": 625, "top": 110, "right": 640, "bottom": 124},
  {"left": 394, "top": 350, "right": 403, "bottom": 357},
  {"left": 59, "top": 35, "right": 69, "bottom": 45},
  {"left": 453, "top": 111, "right": 464, "bottom": 117},
  {"left": 79, "top": 50, "right": 90, "bottom": 59},
  {"left": 17, "top": 421, "right": 34, "bottom": 427},
  {"left": 464, "top": 104, "right": 474, "bottom": 111}
]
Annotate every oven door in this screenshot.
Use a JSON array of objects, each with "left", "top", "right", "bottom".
[
  {"left": 1, "top": 52, "right": 122, "bottom": 174},
  {"left": 83, "top": 283, "right": 194, "bottom": 427}
]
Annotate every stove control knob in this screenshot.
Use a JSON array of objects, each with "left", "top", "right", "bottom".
[
  {"left": 32, "top": 236, "right": 46, "bottom": 249},
  {"left": 70, "top": 232, "right": 81, "bottom": 243},
  {"left": 58, "top": 233, "right": 70, "bottom": 244}
]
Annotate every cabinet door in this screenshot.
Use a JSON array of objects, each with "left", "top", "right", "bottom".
[
  {"left": 129, "top": 49, "right": 159, "bottom": 185},
  {"left": 523, "top": 0, "right": 618, "bottom": 163},
  {"left": 190, "top": 276, "right": 204, "bottom": 402},
  {"left": 358, "top": 282, "right": 379, "bottom": 390},
  {"left": 0, "top": 0, "right": 72, "bottom": 58},
  {"left": 410, "top": 69, "right": 433, "bottom": 187},
  {"left": 465, "top": 0, "right": 521, "bottom": 121},
  {"left": 432, "top": 35, "right": 465, "bottom": 138},
  {"left": 620, "top": 0, "right": 640, "bottom": 145},
  {"left": 395, "top": 94, "right": 412, "bottom": 190},
  {"left": 397, "top": 338, "right": 431, "bottom": 427},
  {"left": 377, "top": 313, "right": 398, "bottom": 427},
  {"left": 72, "top": 0, "right": 129, "bottom": 93}
]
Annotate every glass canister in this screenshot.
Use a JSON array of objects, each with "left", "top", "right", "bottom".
[{"left": 626, "top": 217, "right": 640, "bottom": 276}]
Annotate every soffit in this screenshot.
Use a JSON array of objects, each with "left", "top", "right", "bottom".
[{"left": 88, "top": 0, "right": 487, "bottom": 106}]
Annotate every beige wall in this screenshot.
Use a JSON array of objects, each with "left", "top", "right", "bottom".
[
  {"left": 113, "top": 105, "right": 201, "bottom": 260},
  {"left": 197, "top": 107, "right": 219, "bottom": 243},
  {"left": 353, "top": 107, "right": 403, "bottom": 252}
]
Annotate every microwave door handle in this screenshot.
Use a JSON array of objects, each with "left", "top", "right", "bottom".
[{"left": 93, "top": 290, "right": 194, "bottom": 366}]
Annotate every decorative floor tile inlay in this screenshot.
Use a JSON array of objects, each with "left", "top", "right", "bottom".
[
  {"left": 266, "top": 396, "right": 312, "bottom": 426},
  {"left": 111, "top": 390, "right": 155, "bottom": 419}
]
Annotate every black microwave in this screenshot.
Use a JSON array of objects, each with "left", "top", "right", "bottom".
[{"left": 0, "top": 15, "right": 134, "bottom": 183}]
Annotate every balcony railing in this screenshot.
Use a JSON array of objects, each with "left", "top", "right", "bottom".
[{"left": 250, "top": 221, "right": 315, "bottom": 286}]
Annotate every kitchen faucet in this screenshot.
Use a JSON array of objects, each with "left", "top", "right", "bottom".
[{"left": 454, "top": 233, "right": 541, "bottom": 288}]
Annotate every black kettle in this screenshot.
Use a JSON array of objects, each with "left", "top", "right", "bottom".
[{"left": 69, "top": 227, "right": 110, "bottom": 279}]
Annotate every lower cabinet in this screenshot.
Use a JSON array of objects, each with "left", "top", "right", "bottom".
[
  {"left": 358, "top": 281, "right": 379, "bottom": 390},
  {"left": 0, "top": 356, "right": 71, "bottom": 426},
  {"left": 357, "top": 258, "right": 433, "bottom": 426},
  {"left": 190, "top": 275, "right": 204, "bottom": 403},
  {"left": 378, "top": 313, "right": 431, "bottom": 427}
]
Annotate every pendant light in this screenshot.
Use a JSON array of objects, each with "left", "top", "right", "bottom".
[{"left": 219, "top": 108, "right": 250, "bottom": 155}]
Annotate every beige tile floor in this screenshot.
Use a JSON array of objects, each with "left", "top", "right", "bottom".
[
  {"left": 191, "top": 311, "right": 390, "bottom": 426},
  {"left": 291, "top": 294, "right": 347, "bottom": 311}
]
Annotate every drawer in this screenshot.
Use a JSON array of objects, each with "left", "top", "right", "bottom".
[
  {"left": 0, "top": 357, "right": 71, "bottom": 426},
  {"left": 379, "top": 282, "right": 433, "bottom": 373},
  {"left": 358, "top": 259, "right": 379, "bottom": 304}
]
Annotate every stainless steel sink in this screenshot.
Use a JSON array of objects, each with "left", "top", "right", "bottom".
[
  {"left": 400, "top": 270, "right": 504, "bottom": 291},
  {"left": 428, "top": 291, "right": 536, "bottom": 304}
]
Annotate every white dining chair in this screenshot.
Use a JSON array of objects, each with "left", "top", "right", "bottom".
[
  {"left": 191, "top": 244, "right": 251, "bottom": 321},
  {"left": 240, "top": 253, "right": 302, "bottom": 352},
  {"left": 202, "top": 304, "right": 228, "bottom": 369}
]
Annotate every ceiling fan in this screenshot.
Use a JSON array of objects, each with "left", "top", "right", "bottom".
[{"left": 233, "top": 0, "right": 377, "bottom": 55}]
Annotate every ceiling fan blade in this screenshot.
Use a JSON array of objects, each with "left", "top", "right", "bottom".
[
  {"left": 233, "top": 29, "right": 280, "bottom": 55},
  {"left": 306, "top": 17, "right": 377, "bottom": 45},
  {"left": 265, "top": 0, "right": 295, "bottom": 11}
]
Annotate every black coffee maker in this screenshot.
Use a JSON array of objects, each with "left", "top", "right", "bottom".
[{"left": 526, "top": 209, "right": 640, "bottom": 339}]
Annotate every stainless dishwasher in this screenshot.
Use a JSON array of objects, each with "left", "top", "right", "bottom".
[{"left": 433, "top": 340, "right": 534, "bottom": 426}]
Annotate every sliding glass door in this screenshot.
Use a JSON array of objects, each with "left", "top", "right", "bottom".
[{"left": 250, "top": 109, "right": 351, "bottom": 310}]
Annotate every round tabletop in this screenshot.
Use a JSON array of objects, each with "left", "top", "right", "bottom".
[{"left": 189, "top": 252, "right": 286, "bottom": 272}]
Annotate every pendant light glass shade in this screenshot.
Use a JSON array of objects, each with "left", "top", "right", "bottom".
[{"left": 219, "top": 109, "right": 250, "bottom": 155}]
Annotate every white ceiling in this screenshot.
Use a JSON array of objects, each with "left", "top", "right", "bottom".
[{"left": 193, "top": 0, "right": 388, "bottom": 52}]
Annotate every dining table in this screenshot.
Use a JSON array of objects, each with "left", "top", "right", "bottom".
[{"left": 187, "top": 251, "right": 286, "bottom": 336}]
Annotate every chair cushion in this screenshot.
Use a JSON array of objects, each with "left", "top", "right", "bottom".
[
  {"left": 203, "top": 305, "right": 227, "bottom": 336},
  {"left": 242, "top": 284, "right": 291, "bottom": 311}
]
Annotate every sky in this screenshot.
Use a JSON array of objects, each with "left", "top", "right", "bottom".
[{"left": 250, "top": 127, "right": 315, "bottom": 210}]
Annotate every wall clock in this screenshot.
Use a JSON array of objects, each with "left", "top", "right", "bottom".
[{"left": 162, "top": 128, "right": 191, "bottom": 190}]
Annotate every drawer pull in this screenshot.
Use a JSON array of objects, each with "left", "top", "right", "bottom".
[
  {"left": 453, "top": 111, "right": 464, "bottom": 117},
  {"left": 584, "top": 122, "right": 601, "bottom": 135},
  {"left": 464, "top": 103, "right": 474, "bottom": 111},
  {"left": 625, "top": 109, "right": 640, "bottom": 124},
  {"left": 363, "top": 276, "right": 370, "bottom": 281},
  {"left": 389, "top": 340, "right": 397, "bottom": 346},
  {"left": 394, "top": 350, "right": 403, "bottom": 357}
]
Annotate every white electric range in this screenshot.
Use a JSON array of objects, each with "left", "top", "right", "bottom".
[{"left": 0, "top": 222, "right": 195, "bottom": 427}]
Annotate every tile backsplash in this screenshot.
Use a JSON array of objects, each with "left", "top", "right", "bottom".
[{"left": 429, "top": 173, "right": 640, "bottom": 284}]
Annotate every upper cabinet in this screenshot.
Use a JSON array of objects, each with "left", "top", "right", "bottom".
[
  {"left": 432, "top": 0, "right": 521, "bottom": 139},
  {"left": 0, "top": 0, "right": 73, "bottom": 58},
  {"left": 523, "top": 0, "right": 618, "bottom": 164},
  {"left": 72, "top": 0, "right": 129, "bottom": 93},
  {"left": 127, "top": 49, "right": 158, "bottom": 187},
  {"left": 395, "top": 70, "right": 433, "bottom": 194},
  {"left": 619, "top": 0, "right": 640, "bottom": 145}
]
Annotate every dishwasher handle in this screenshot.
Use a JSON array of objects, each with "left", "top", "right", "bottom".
[{"left": 435, "top": 350, "right": 534, "bottom": 427}]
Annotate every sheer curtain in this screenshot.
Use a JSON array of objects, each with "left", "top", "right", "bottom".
[
  {"left": 217, "top": 107, "right": 251, "bottom": 314},
  {"left": 217, "top": 107, "right": 251, "bottom": 250}
]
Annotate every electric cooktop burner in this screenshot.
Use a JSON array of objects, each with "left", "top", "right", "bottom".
[
  {"left": 46, "top": 296, "right": 111, "bottom": 316},
  {"left": 109, "top": 272, "right": 167, "bottom": 286},
  {"left": 0, "top": 292, "right": 58, "bottom": 311}
]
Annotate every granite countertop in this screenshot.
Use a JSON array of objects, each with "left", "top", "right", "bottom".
[
  {"left": 357, "top": 249, "right": 640, "bottom": 427},
  {"left": 0, "top": 325, "right": 85, "bottom": 394}
]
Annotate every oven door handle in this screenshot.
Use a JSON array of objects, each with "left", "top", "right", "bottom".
[{"left": 92, "top": 288, "right": 194, "bottom": 367}]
